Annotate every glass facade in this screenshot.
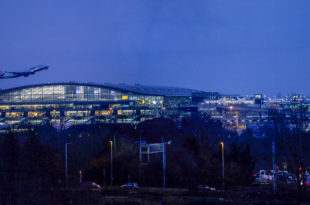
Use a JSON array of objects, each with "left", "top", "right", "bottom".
[
  {"left": 0, "top": 83, "right": 164, "bottom": 127},
  {"left": 0, "top": 84, "right": 163, "bottom": 104}
]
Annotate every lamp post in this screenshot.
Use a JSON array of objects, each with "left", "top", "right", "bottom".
[
  {"left": 79, "top": 170, "right": 83, "bottom": 184},
  {"left": 220, "top": 142, "right": 225, "bottom": 191},
  {"left": 162, "top": 140, "right": 166, "bottom": 192},
  {"left": 229, "top": 106, "right": 238, "bottom": 130},
  {"left": 272, "top": 141, "right": 278, "bottom": 193},
  {"left": 109, "top": 140, "right": 113, "bottom": 186},
  {"left": 65, "top": 142, "right": 72, "bottom": 186},
  {"left": 162, "top": 138, "right": 172, "bottom": 192}
]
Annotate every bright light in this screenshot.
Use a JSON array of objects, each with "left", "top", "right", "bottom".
[{"left": 229, "top": 106, "right": 233, "bottom": 110}]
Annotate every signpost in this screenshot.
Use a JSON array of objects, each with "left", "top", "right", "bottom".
[{"left": 139, "top": 139, "right": 172, "bottom": 191}]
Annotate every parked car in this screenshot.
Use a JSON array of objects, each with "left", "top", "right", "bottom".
[
  {"left": 80, "top": 182, "right": 102, "bottom": 191},
  {"left": 197, "top": 184, "right": 216, "bottom": 191},
  {"left": 254, "top": 169, "right": 297, "bottom": 185},
  {"left": 120, "top": 182, "right": 139, "bottom": 189},
  {"left": 254, "top": 170, "right": 274, "bottom": 184}
]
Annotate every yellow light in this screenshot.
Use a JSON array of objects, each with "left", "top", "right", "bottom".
[
  {"left": 229, "top": 106, "right": 233, "bottom": 110},
  {"left": 160, "top": 100, "right": 163, "bottom": 104},
  {"left": 141, "top": 100, "right": 145, "bottom": 104},
  {"left": 220, "top": 142, "right": 224, "bottom": 146},
  {"left": 122, "top": 95, "right": 128, "bottom": 100}
]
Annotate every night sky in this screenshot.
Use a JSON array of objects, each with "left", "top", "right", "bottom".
[{"left": 0, "top": 0, "right": 309, "bottom": 96}]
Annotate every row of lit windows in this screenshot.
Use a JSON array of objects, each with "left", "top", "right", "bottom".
[
  {"left": 0, "top": 99, "right": 163, "bottom": 111},
  {"left": 3, "top": 116, "right": 152, "bottom": 126},
  {"left": 2, "top": 108, "right": 158, "bottom": 118},
  {"left": 0, "top": 85, "right": 164, "bottom": 104},
  {"left": 0, "top": 94, "right": 163, "bottom": 104}
]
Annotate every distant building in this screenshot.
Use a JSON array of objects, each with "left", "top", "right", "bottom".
[{"left": 254, "top": 94, "right": 263, "bottom": 106}]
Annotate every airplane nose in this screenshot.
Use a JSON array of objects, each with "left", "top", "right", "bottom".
[{"left": 43, "top": 65, "right": 49, "bottom": 69}]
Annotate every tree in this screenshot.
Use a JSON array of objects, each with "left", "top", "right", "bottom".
[
  {"left": 267, "top": 104, "right": 310, "bottom": 193},
  {"left": 0, "top": 132, "right": 21, "bottom": 204},
  {"left": 21, "top": 130, "right": 61, "bottom": 191}
]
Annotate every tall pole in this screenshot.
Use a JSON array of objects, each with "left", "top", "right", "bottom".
[
  {"left": 103, "top": 168, "right": 106, "bottom": 186},
  {"left": 139, "top": 134, "right": 142, "bottom": 163},
  {"left": 79, "top": 170, "right": 83, "bottom": 184},
  {"left": 113, "top": 135, "right": 116, "bottom": 153},
  {"left": 272, "top": 141, "right": 277, "bottom": 193},
  {"left": 65, "top": 142, "right": 71, "bottom": 186},
  {"left": 109, "top": 140, "right": 113, "bottom": 186},
  {"left": 163, "top": 142, "right": 166, "bottom": 192},
  {"left": 236, "top": 111, "right": 239, "bottom": 130},
  {"left": 220, "top": 142, "right": 224, "bottom": 191}
]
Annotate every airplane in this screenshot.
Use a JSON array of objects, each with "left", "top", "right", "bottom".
[{"left": 0, "top": 64, "right": 49, "bottom": 79}]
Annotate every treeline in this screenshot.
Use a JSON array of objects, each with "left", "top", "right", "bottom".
[
  {"left": 0, "top": 116, "right": 257, "bottom": 195},
  {"left": 0, "top": 109, "right": 309, "bottom": 203},
  {"left": 0, "top": 130, "right": 62, "bottom": 204}
]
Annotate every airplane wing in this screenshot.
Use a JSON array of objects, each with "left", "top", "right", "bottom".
[
  {"left": 0, "top": 71, "right": 20, "bottom": 79},
  {"left": 6, "top": 71, "right": 26, "bottom": 74},
  {"left": 5, "top": 71, "right": 29, "bottom": 77}
]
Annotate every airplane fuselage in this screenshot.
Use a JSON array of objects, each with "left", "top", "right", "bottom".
[{"left": 0, "top": 64, "right": 49, "bottom": 79}]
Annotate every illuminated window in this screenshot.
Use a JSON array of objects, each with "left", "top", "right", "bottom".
[{"left": 122, "top": 95, "right": 128, "bottom": 100}]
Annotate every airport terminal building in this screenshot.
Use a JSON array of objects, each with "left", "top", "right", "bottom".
[{"left": 0, "top": 82, "right": 218, "bottom": 128}]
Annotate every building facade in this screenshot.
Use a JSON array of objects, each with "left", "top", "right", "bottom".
[{"left": 0, "top": 82, "right": 217, "bottom": 129}]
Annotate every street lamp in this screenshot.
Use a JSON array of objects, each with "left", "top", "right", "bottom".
[
  {"left": 228, "top": 106, "right": 238, "bottom": 130},
  {"left": 65, "top": 142, "right": 72, "bottom": 186},
  {"left": 162, "top": 139, "right": 172, "bottom": 192},
  {"left": 109, "top": 140, "right": 113, "bottom": 186},
  {"left": 220, "top": 141, "right": 224, "bottom": 191},
  {"left": 79, "top": 170, "right": 83, "bottom": 184}
]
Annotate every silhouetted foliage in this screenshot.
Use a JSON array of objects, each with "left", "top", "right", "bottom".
[{"left": 0, "top": 116, "right": 260, "bottom": 203}]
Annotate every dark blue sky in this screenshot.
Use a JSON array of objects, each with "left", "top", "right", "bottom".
[{"left": 1, "top": 0, "right": 309, "bottom": 95}]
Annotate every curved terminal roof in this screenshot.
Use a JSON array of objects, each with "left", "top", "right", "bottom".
[
  {"left": 103, "top": 83, "right": 200, "bottom": 96},
  {"left": 0, "top": 82, "right": 201, "bottom": 97}
]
